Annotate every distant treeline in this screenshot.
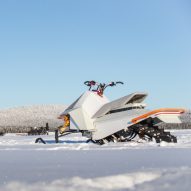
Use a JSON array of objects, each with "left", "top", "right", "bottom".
[
  {"left": 159, "top": 123, "right": 191, "bottom": 130},
  {"left": 0, "top": 123, "right": 57, "bottom": 134}
]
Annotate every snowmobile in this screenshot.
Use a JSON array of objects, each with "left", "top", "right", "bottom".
[{"left": 55, "top": 81, "right": 185, "bottom": 145}]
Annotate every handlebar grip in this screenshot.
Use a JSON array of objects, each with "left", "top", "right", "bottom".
[
  {"left": 84, "top": 81, "right": 96, "bottom": 86},
  {"left": 84, "top": 81, "right": 90, "bottom": 86},
  {"left": 116, "top": 81, "right": 124, "bottom": 85}
]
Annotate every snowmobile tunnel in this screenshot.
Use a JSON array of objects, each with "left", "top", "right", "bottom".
[
  {"left": 131, "top": 108, "right": 185, "bottom": 124},
  {"left": 92, "top": 92, "right": 148, "bottom": 119}
]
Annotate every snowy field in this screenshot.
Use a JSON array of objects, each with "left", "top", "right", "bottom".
[{"left": 0, "top": 130, "right": 191, "bottom": 191}]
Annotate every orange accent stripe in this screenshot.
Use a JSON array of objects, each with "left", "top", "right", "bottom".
[{"left": 131, "top": 108, "right": 185, "bottom": 124}]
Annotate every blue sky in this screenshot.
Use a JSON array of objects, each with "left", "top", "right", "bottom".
[{"left": 0, "top": 0, "right": 190, "bottom": 109}]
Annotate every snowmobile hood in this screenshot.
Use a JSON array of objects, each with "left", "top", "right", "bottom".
[{"left": 59, "top": 91, "right": 109, "bottom": 119}]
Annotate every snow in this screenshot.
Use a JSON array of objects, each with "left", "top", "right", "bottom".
[
  {"left": 3, "top": 168, "right": 191, "bottom": 191},
  {"left": 0, "top": 130, "right": 191, "bottom": 190},
  {"left": 3, "top": 171, "right": 161, "bottom": 191},
  {"left": 0, "top": 96, "right": 190, "bottom": 190}
]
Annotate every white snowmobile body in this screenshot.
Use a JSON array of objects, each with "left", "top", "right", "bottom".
[{"left": 59, "top": 91, "right": 185, "bottom": 143}]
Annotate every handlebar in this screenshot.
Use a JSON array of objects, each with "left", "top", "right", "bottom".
[{"left": 84, "top": 81, "right": 124, "bottom": 95}]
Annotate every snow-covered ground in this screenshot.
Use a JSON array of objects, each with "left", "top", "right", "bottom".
[{"left": 0, "top": 130, "right": 191, "bottom": 191}]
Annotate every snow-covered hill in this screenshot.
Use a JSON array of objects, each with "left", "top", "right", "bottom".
[
  {"left": 0, "top": 105, "right": 66, "bottom": 130},
  {"left": 0, "top": 106, "right": 190, "bottom": 133}
]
